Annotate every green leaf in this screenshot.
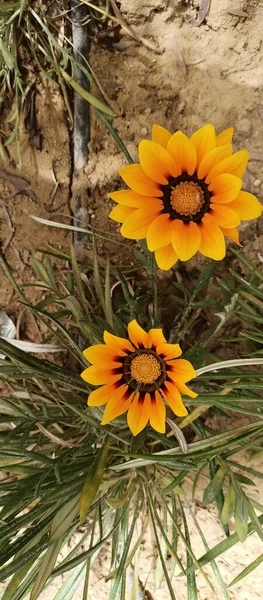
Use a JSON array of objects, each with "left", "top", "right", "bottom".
[
  {"left": 235, "top": 512, "right": 248, "bottom": 543},
  {"left": 53, "top": 563, "right": 86, "bottom": 600},
  {"left": 203, "top": 467, "right": 225, "bottom": 505},
  {"left": 96, "top": 110, "right": 133, "bottom": 163},
  {"left": 228, "top": 552, "right": 263, "bottom": 588},
  {"left": 221, "top": 484, "right": 235, "bottom": 526},
  {"left": 30, "top": 539, "right": 61, "bottom": 600},
  {"left": 79, "top": 440, "right": 110, "bottom": 521},
  {"left": 61, "top": 70, "right": 114, "bottom": 116}
]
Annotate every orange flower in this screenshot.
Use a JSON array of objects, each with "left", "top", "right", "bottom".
[
  {"left": 109, "top": 124, "right": 262, "bottom": 270},
  {"left": 81, "top": 320, "right": 197, "bottom": 436}
]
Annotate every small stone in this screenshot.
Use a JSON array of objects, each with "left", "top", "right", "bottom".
[
  {"left": 91, "top": 213, "right": 96, "bottom": 219},
  {"left": 88, "top": 209, "right": 93, "bottom": 214},
  {"left": 253, "top": 179, "right": 261, "bottom": 187},
  {"left": 141, "top": 127, "right": 148, "bottom": 136},
  {"left": 178, "top": 101, "right": 186, "bottom": 114},
  {"left": 237, "top": 118, "right": 251, "bottom": 136}
]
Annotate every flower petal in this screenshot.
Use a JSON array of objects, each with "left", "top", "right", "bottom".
[
  {"left": 83, "top": 344, "right": 122, "bottom": 368},
  {"left": 174, "top": 380, "right": 198, "bottom": 398},
  {"left": 146, "top": 214, "right": 173, "bottom": 251},
  {"left": 152, "top": 124, "right": 172, "bottom": 148},
  {"left": 199, "top": 219, "right": 226, "bottom": 260},
  {"left": 155, "top": 244, "right": 178, "bottom": 271},
  {"left": 120, "top": 207, "right": 161, "bottom": 240},
  {"left": 139, "top": 140, "right": 178, "bottom": 183},
  {"left": 210, "top": 203, "right": 240, "bottom": 228},
  {"left": 101, "top": 385, "right": 132, "bottom": 424},
  {"left": 172, "top": 221, "right": 201, "bottom": 261},
  {"left": 109, "top": 205, "right": 135, "bottom": 223},
  {"left": 81, "top": 366, "right": 122, "bottom": 385},
  {"left": 88, "top": 383, "right": 117, "bottom": 407},
  {"left": 197, "top": 144, "right": 232, "bottom": 180},
  {"left": 128, "top": 320, "right": 148, "bottom": 348},
  {"left": 119, "top": 164, "right": 163, "bottom": 196},
  {"left": 216, "top": 127, "right": 234, "bottom": 146},
  {"left": 209, "top": 174, "right": 242, "bottom": 204},
  {"left": 148, "top": 328, "right": 167, "bottom": 349},
  {"left": 103, "top": 331, "right": 134, "bottom": 355},
  {"left": 167, "top": 358, "right": 197, "bottom": 383},
  {"left": 190, "top": 124, "right": 216, "bottom": 167},
  {"left": 157, "top": 342, "right": 182, "bottom": 360},
  {"left": 220, "top": 227, "right": 241, "bottom": 246},
  {"left": 206, "top": 150, "right": 249, "bottom": 184},
  {"left": 149, "top": 391, "right": 166, "bottom": 433},
  {"left": 162, "top": 381, "right": 188, "bottom": 416},
  {"left": 167, "top": 132, "right": 197, "bottom": 175},
  {"left": 109, "top": 190, "right": 163, "bottom": 210},
  {"left": 228, "top": 191, "right": 263, "bottom": 220},
  {"left": 127, "top": 393, "right": 151, "bottom": 436}
]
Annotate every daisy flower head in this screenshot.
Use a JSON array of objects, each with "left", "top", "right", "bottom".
[
  {"left": 109, "top": 124, "right": 262, "bottom": 270},
  {"left": 81, "top": 320, "right": 197, "bottom": 436}
]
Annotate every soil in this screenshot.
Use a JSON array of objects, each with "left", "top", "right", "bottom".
[{"left": 1, "top": 0, "right": 263, "bottom": 599}]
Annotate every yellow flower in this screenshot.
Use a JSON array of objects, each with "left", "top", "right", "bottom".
[
  {"left": 81, "top": 320, "right": 197, "bottom": 436},
  {"left": 109, "top": 124, "right": 262, "bottom": 270}
]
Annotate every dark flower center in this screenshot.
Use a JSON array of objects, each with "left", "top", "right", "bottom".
[
  {"left": 123, "top": 350, "right": 166, "bottom": 393},
  {"left": 162, "top": 173, "right": 211, "bottom": 223}
]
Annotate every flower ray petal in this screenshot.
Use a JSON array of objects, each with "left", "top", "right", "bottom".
[
  {"left": 139, "top": 140, "right": 178, "bottom": 183},
  {"left": 210, "top": 203, "right": 240, "bottom": 228},
  {"left": 149, "top": 391, "right": 166, "bottom": 433},
  {"left": 172, "top": 221, "right": 201, "bottom": 261},
  {"left": 162, "top": 381, "right": 188, "bottom": 416},
  {"left": 152, "top": 124, "right": 172, "bottom": 147},
  {"left": 128, "top": 320, "right": 149, "bottom": 348},
  {"left": 127, "top": 393, "right": 151, "bottom": 436},
  {"left": 167, "top": 132, "right": 197, "bottom": 176},
  {"left": 206, "top": 149, "right": 249, "bottom": 183},
  {"left": 101, "top": 385, "right": 132, "bottom": 424},
  {"left": 190, "top": 124, "right": 216, "bottom": 166},
  {"left": 228, "top": 191, "right": 263, "bottom": 220},
  {"left": 119, "top": 164, "right": 163, "bottom": 196},
  {"left": 199, "top": 219, "right": 226, "bottom": 260},
  {"left": 147, "top": 214, "right": 173, "bottom": 251},
  {"left": 155, "top": 244, "right": 178, "bottom": 270}
]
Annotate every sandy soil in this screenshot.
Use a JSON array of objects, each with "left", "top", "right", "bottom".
[{"left": 1, "top": 0, "right": 263, "bottom": 598}]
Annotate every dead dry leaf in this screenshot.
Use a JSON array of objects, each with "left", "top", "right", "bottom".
[
  {"left": 191, "top": 0, "right": 212, "bottom": 26},
  {"left": 0, "top": 168, "right": 37, "bottom": 201},
  {"left": 228, "top": 9, "right": 247, "bottom": 17},
  {"left": 170, "top": 34, "right": 187, "bottom": 77}
]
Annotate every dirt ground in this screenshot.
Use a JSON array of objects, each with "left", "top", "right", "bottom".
[{"left": 1, "top": 0, "right": 263, "bottom": 598}]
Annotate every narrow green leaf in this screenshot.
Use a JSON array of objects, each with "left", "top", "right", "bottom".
[
  {"left": 235, "top": 512, "right": 248, "bottom": 543},
  {"left": 30, "top": 539, "right": 61, "bottom": 600},
  {"left": 61, "top": 70, "right": 114, "bottom": 116},
  {"left": 96, "top": 110, "right": 133, "bottom": 163},
  {"left": 51, "top": 495, "right": 80, "bottom": 541},
  {"left": 228, "top": 552, "right": 263, "bottom": 588},
  {"left": 80, "top": 440, "right": 110, "bottom": 521},
  {"left": 53, "top": 563, "right": 86, "bottom": 600},
  {"left": 203, "top": 467, "right": 225, "bottom": 505},
  {"left": 184, "top": 513, "right": 263, "bottom": 576},
  {"left": 180, "top": 504, "right": 198, "bottom": 600},
  {"left": 221, "top": 484, "right": 235, "bottom": 526},
  {"left": 246, "top": 500, "right": 263, "bottom": 542}
]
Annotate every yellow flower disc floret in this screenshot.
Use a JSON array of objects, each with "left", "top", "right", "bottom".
[
  {"left": 170, "top": 181, "right": 205, "bottom": 216},
  {"left": 130, "top": 353, "right": 161, "bottom": 385}
]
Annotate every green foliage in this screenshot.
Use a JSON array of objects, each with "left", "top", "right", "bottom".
[
  {"left": 0, "top": 244, "right": 263, "bottom": 599},
  {"left": 0, "top": 1, "right": 112, "bottom": 165}
]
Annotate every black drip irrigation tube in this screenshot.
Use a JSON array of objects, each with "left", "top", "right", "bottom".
[{"left": 70, "top": 0, "right": 91, "bottom": 254}]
